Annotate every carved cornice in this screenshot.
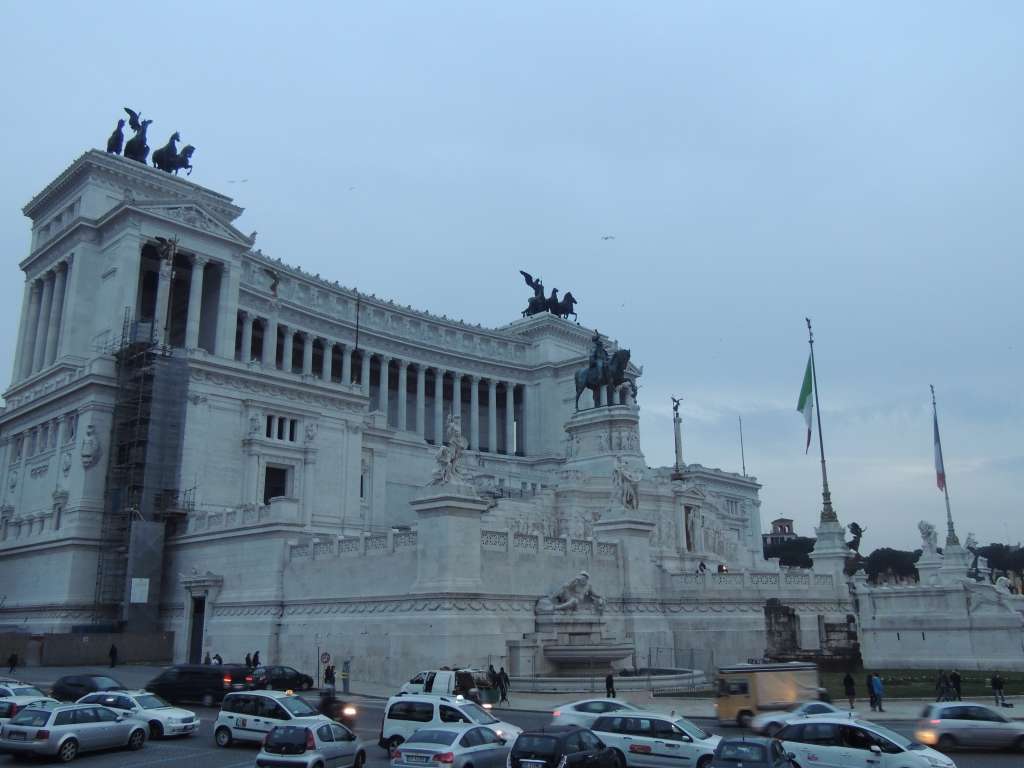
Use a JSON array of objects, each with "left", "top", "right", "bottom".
[{"left": 188, "top": 361, "right": 366, "bottom": 412}]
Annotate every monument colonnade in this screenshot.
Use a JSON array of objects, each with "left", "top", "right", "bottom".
[
  {"left": 12, "top": 255, "right": 75, "bottom": 383},
  {"left": 235, "top": 309, "right": 527, "bottom": 455}
]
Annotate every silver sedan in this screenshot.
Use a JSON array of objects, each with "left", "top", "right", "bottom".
[
  {"left": 915, "top": 702, "right": 1024, "bottom": 752},
  {"left": 392, "top": 724, "right": 510, "bottom": 768},
  {"left": 0, "top": 702, "right": 147, "bottom": 762}
]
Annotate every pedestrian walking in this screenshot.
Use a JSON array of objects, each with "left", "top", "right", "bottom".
[
  {"left": 203, "top": 652, "right": 212, "bottom": 665},
  {"left": 253, "top": 650, "right": 261, "bottom": 667},
  {"left": 213, "top": 653, "right": 223, "bottom": 665},
  {"left": 605, "top": 672, "right": 616, "bottom": 698},
  {"left": 935, "top": 671, "right": 950, "bottom": 702},
  {"left": 865, "top": 673, "right": 876, "bottom": 711},
  {"left": 949, "top": 670, "right": 962, "bottom": 701},
  {"left": 992, "top": 673, "right": 1007, "bottom": 706},
  {"left": 108, "top": 643, "right": 118, "bottom": 668},
  {"left": 6, "top": 652, "right": 17, "bottom": 675},
  {"left": 870, "top": 673, "right": 885, "bottom": 712},
  {"left": 842, "top": 672, "right": 856, "bottom": 709},
  {"left": 498, "top": 667, "right": 510, "bottom": 705},
  {"left": 324, "top": 663, "right": 336, "bottom": 693},
  {"left": 245, "top": 652, "right": 252, "bottom": 668}
]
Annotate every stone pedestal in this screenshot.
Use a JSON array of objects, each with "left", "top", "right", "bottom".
[
  {"left": 563, "top": 405, "right": 643, "bottom": 478},
  {"left": 916, "top": 552, "right": 943, "bottom": 585},
  {"left": 411, "top": 482, "right": 488, "bottom": 593},
  {"left": 594, "top": 517, "right": 656, "bottom": 597},
  {"left": 810, "top": 519, "right": 850, "bottom": 590},
  {"left": 939, "top": 542, "right": 971, "bottom": 583}
]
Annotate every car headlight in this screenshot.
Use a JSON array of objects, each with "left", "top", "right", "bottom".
[{"left": 343, "top": 706, "right": 357, "bottom": 716}]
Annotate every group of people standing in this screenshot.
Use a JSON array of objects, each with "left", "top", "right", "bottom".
[
  {"left": 487, "top": 664, "right": 511, "bottom": 704},
  {"left": 934, "top": 670, "right": 963, "bottom": 701},
  {"left": 244, "top": 651, "right": 262, "bottom": 669},
  {"left": 842, "top": 671, "right": 885, "bottom": 712}
]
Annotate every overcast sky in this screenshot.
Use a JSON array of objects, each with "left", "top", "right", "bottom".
[{"left": 1, "top": 2, "right": 1020, "bottom": 551}]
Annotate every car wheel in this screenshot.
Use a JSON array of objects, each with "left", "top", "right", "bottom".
[
  {"left": 149, "top": 720, "right": 164, "bottom": 739},
  {"left": 611, "top": 748, "right": 626, "bottom": 768},
  {"left": 128, "top": 728, "right": 146, "bottom": 750},
  {"left": 201, "top": 693, "right": 215, "bottom": 708},
  {"left": 58, "top": 738, "right": 79, "bottom": 763},
  {"left": 1014, "top": 735, "right": 1024, "bottom": 752},
  {"left": 215, "top": 726, "right": 233, "bottom": 748},
  {"left": 697, "top": 757, "right": 712, "bottom": 768},
  {"left": 936, "top": 734, "right": 956, "bottom": 751},
  {"left": 355, "top": 750, "right": 366, "bottom": 768},
  {"left": 737, "top": 711, "right": 753, "bottom": 728}
]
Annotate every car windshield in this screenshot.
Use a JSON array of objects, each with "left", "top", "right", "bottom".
[
  {"left": 717, "top": 742, "right": 767, "bottom": 761},
  {"left": 11, "top": 709, "right": 51, "bottom": 727},
  {"left": 92, "top": 677, "right": 122, "bottom": 688},
  {"left": 135, "top": 694, "right": 171, "bottom": 709},
  {"left": 280, "top": 696, "right": 318, "bottom": 717},
  {"left": 514, "top": 735, "right": 559, "bottom": 756},
  {"left": 864, "top": 722, "right": 917, "bottom": 749},
  {"left": 409, "top": 729, "right": 459, "bottom": 746},
  {"left": 675, "top": 717, "right": 711, "bottom": 741},
  {"left": 11, "top": 686, "right": 45, "bottom": 697},
  {"left": 461, "top": 702, "right": 498, "bottom": 724}
]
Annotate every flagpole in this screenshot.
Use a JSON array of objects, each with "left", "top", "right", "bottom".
[
  {"left": 738, "top": 415, "right": 747, "bottom": 477},
  {"left": 931, "top": 384, "right": 958, "bottom": 546},
  {"left": 806, "top": 318, "right": 837, "bottom": 523}
]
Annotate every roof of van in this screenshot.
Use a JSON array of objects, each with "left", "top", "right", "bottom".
[{"left": 718, "top": 663, "right": 817, "bottom": 674}]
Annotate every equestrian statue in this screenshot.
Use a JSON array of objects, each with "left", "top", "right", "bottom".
[
  {"left": 519, "top": 270, "right": 579, "bottom": 320},
  {"left": 102, "top": 108, "right": 197, "bottom": 174},
  {"left": 574, "top": 330, "right": 634, "bottom": 410},
  {"left": 152, "top": 132, "right": 196, "bottom": 175}
]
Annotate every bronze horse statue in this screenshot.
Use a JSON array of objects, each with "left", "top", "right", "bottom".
[
  {"left": 152, "top": 132, "right": 195, "bottom": 175},
  {"left": 123, "top": 118, "right": 153, "bottom": 163},
  {"left": 549, "top": 291, "right": 578, "bottom": 320},
  {"left": 574, "top": 348, "right": 632, "bottom": 410}
]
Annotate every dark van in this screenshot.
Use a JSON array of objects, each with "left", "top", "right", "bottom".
[{"left": 146, "top": 664, "right": 254, "bottom": 707}]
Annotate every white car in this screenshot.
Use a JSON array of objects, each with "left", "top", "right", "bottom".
[
  {"left": 0, "top": 696, "right": 59, "bottom": 723},
  {"left": 77, "top": 689, "right": 198, "bottom": 738},
  {"left": 549, "top": 698, "right": 643, "bottom": 728},
  {"left": 380, "top": 694, "right": 522, "bottom": 752},
  {"left": 0, "top": 683, "right": 47, "bottom": 700},
  {"left": 777, "top": 716, "right": 956, "bottom": 768},
  {"left": 749, "top": 701, "right": 846, "bottom": 735},
  {"left": 590, "top": 710, "right": 721, "bottom": 768},
  {"left": 215, "top": 689, "right": 331, "bottom": 747}
]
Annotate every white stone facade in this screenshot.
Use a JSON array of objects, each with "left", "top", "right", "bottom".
[{"left": 1, "top": 151, "right": 854, "bottom": 683}]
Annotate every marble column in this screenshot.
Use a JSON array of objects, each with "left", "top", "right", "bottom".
[
  {"left": 379, "top": 356, "right": 391, "bottom": 424},
  {"left": 185, "top": 255, "right": 207, "bottom": 349},
  {"left": 433, "top": 368, "right": 445, "bottom": 443},
  {"left": 397, "top": 361, "right": 409, "bottom": 430},
  {"left": 215, "top": 263, "right": 241, "bottom": 358},
  {"left": 12, "top": 280, "right": 35, "bottom": 383},
  {"left": 341, "top": 345, "right": 352, "bottom": 384},
  {"left": 322, "top": 340, "right": 333, "bottom": 382},
  {"left": 360, "top": 350, "right": 371, "bottom": 394},
  {"left": 240, "top": 312, "right": 254, "bottom": 362},
  {"left": 505, "top": 382, "right": 516, "bottom": 455},
  {"left": 487, "top": 380, "right": 498, "bottom": 453},
  {"left": 20, "top": 280, "right": 42, "bottom": 380},
  {"left": 282, "top": 328, "right": 294, "bottom": 373},
  {"left": 415, "top": 365, "right": 426, "bottom": 436},
  {"left": 153, "top": 257, "right": 173, "bottom": 347},
  {"left": 301, "top": 332, "right": 313, "bottom": 375},
  {"left": 469, "top": 375, "right": 480, "bottom": 450},
  {"left": 519, "top": 385, "right": 527, "bottom": 456},
  {"left": 43, "top": 263, "right": 68, "bottom": 366},
  {"left": 262, "top": 317, "right": 278, "bottom": 368},
  {"left": 32, "top": 272, "right": 54, "bottom": 373},
  {"left": 452, "top": 372, "right": 463, "bottom": 428}
]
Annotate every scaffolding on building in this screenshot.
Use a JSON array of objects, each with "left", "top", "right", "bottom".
[{"left": 92, "top": 310, "right": 191, "bottom": 624}]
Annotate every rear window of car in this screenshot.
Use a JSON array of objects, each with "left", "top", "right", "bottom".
[
  {"left": 514, "top": 735, "right": 559, "bottom": 756},
  {"left": 11, "top": 686, "right": 44, "bottom": 697},
  {"left": 267, "top": 726, "right": 309, "bottom": 747},
  {"left": 717, "top": 742, "right": 767, "bottom": 761},
  {"left": 11, "top": 709, "right": 51, "bottom": 727},
  {"left": 389, "top": 701, "right": 434, "bottom": 722},
  {"left": 409, "top": 729, "right": 459, "bottom": 745}
]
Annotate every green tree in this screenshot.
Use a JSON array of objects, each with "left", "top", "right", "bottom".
[
  {"left": 764, "top": 536, "right": 816, "bottom": 569},
  {"left": 863, "top": 547, "right": 921, "bottom": 584}
]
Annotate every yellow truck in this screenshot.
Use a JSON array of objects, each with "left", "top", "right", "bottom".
[{"left": 713, "top": 662, "right": 822, "bottom": 727}]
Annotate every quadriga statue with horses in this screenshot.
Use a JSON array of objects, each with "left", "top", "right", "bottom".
[
  {"left": 519, "top": 270, "right": 579, "bottom": 320},
  {"left": 152, "top": 132, "right": 196, "bottom": 175},
  {"left": 103, "top": 108, "right": 197, "bottom": 175},
  {"left": 574, "top": 331, "right": 636, "bottom": 410}
]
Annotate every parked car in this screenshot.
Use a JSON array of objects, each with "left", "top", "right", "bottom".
[
  {"left": 0, "top": 702, "right": 147, "bottom": 762},
  {"left": 591, "top": 710, "right": 720, "bottom": 768},
  {"left": 392, "top": 724, "right": 510, "bottom": 768},
  {"left": 0, "top": 697, "right": 58, "bottom": 724},
  {"left": 550, "top": 699, "right": 643, "bottom": 728},
  {"left": 777, "top": 717, "right": 956, "bottom": 768},
  {"left": 400, "top": 669, "right": 495, "bottom": 703},
  {"left": 256, "top": 720, "right": 366, "bottom": 768},
  {"left": 77, "top": 689, "right": 197, "bottom": 738},
  {"left": 214, "top": 689, "right": 331, "bottom": 748},
  {"left": 710, "top": 736, "right": 798, "bottom": 767},
  {"left": 380, "top": 694, "right": 521, "bottom": 752},
  {"left": 749, "top": 701, "right": 845, "bottom": 735},
  {"left": 253, "top": 665, "right": 315, "bottom": 691},
  {"left": 915, "top": 702, "right": 1024, "bottom": 752},
  {"left": 146, "top": 663, "right": 253, "bottom": 706},
  {"left": 50, "top": 674, "right": 125, "bottom": 702},
  {"left": 508, "top": 725, "right": 620, "bottom": 768},
  {"left": 0, "top": 682, "right": 47, "bottom": 699}
]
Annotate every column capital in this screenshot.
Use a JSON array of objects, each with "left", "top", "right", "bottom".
[
  {"left": 466, "top": 373, "right": 478, "bottom": 383},
  {"left": 298, "top": 329, "right": 312, "bottom": 340},
  {"left": 30, "top": 277, "right": 43, "bottom": 292},
  {"left": 487, "top": 379, "right": 497, "bottom": 390},
  {"left": 54, "top": 260, "right": 69, "bottom": 274},
  {"left": 190, "top": 254, "right": 209, "bottom": 267},
  {"left": 238, "top": 308, "right": 250, "bottom": 319},
  {"left": 379, "top": 354, "right": 392, "bottom": 364},
  {"left": 452, "top": 371, "right": 463, "bottom": 381}
]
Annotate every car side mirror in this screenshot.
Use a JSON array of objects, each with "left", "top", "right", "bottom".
[
  {"left": 115, "top": 715, "right": 124, "bottom": 722},
  {"left": 869, "top": 745, "right": 882, "bottom": 755},
  {"left": 786, "top": 753, "right": 795, "bottom": 760}
]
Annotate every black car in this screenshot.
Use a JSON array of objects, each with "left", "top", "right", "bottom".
[
  {"left": 710, "top": 737, "right": 797, "bottom": 768},
  {"left": 50, "top": 674, "right": 125, "bottom": 701},
  {"left": 145, "top": 664, "right": 254, "bottom": 706},
  {"left": 510, "top": 726, "right": 620, "bottom": 768},
  {"left": 252, "top": 665, "right": 315, "bottom": 691}
]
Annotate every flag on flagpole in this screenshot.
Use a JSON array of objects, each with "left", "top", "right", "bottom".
[
  {"left": 933, "top": 410, "right": 946, "bottom": 491},
  {"left": 797, "top": 354, "right": 814, "bottom": 453}
]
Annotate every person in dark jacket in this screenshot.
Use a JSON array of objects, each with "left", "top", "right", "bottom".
[
  {"left": 866, "top": 673, "right": 876, "bottom": 711},
  {"left": 605, "top": 672, "right": 616, "bottom": 698},
  {"left": 203, "top": 652, "right": 212, "bottom": 665},
  {"left": 950, "top": 670, "right": 962, "bottom": 701},
  {"left": 252, "top": 650, "right": 261, "bottom": 667},
  {"left": 245, "top": 652, "right": 252, "bottom": 668},
  {"left": 498, "top": 667, "right": 510, "bottom": 704},
  {"left": 842, "top": 672, "right": 856, "bottom": 709},
  {"left": 6, "top": 652, "right": 17, "bottom": 674},
  {"left": 108, "top": 644, "right": 118, "bottom": 668}
]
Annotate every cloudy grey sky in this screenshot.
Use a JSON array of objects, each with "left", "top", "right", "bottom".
[{"left": 1, "top": 1, "right": 1020, "bottom": 551}]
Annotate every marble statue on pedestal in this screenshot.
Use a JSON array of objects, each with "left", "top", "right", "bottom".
[
  {"left": 918, "top": 520, "right": 939, "bottom": 555},
  {"left": 430, "top": 414, "right": 469, "bottom": 486},
  {"left": 612, "top": 456, "right": 642, "bottom": 511},
  {"left": 537, "top": 570, "right": 605, "bottom": 613}
]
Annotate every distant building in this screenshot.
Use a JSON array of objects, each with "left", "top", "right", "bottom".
[{"left": 763, "top": 517, "right": 798, "bottom": 548}]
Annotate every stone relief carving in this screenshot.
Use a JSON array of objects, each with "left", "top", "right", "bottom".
[
  {"left": 248, "top": 415, "right": 261, "bottom": 435},
  {"left": 612, "top": 456, "right": 642, "bottom": 511},
  {"left": 918, "top": 520, "right": 938, "bottom": 555},
  {"left": 7, "top": 470, "right": 17, "bottom": 491},
  {"left": 537, "top": 571, "right": 605, "bottom": 613},
  {"left": 305, "top": 422, "right": 318, "bottom": 444},
  {"left": 61, "top": 452, "right": 72, "bottom": 477},
  {"left": 80, "top": 424, "right": 102, "bottom": 469}
]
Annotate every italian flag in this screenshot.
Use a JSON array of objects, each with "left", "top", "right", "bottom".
[
  {"left": 797, "top": 354, "right": 814, "bottom": 453},
  {"left": 933, "top": 411, "right": 946, "bottom": 491}
]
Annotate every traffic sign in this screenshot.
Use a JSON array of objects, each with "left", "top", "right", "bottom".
[{"left": 321, "top": 652, "right": 331, "bottom": 665}]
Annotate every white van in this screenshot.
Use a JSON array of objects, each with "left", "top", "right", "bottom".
[
  {"left": 213, "top": 690, "right": 331, "bottom": 747},
  {"left": 378, "top": 694, "right": 521, "bottom": 752},
  {"left": 400, "top": 669, "right": 488, "bottom": 701}
]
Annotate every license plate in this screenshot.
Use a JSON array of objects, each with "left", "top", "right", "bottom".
[
  {"left": 522, "top": 760, "right": 546, "bottom": 767},
  {"left": 407, "top": 756, "right": 429, "bottom": 763},
  {"left": 7, "top": 732, "right": 26, "bottom": 741}
]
